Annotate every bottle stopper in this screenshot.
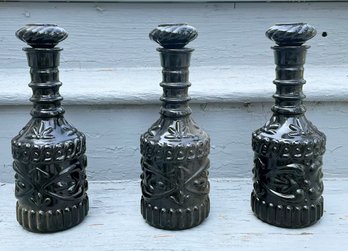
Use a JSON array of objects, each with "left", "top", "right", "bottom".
[
  {"left": 266, "top": 23, "right": 317, "bottom": 46},
  {"left": 16, "top": 24, "right": 68, "bottom": 48},
  {"left": 149, "top": 23, "right": 198, "bottom": 49}
]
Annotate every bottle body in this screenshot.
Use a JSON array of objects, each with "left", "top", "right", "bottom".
[
  {"left": 251, "top": 114, "right": 325, "bottom": 228},
  {"left": 140, "top": 116, "right": 210, "bottom": 229},
  {"left": 12, "top": 118, "right": 88, "bottom": 232},
  {"left": 251, "top": 45, "right": 326, "bottom": 228},
  {"left": 12, "top": 47, "right": 88, "bottom": 232}
]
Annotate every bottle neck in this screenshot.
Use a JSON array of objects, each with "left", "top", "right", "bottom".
[
  {"left": 25, "top": 47, "right": 65, "bottom": 118},
  {"left": 158, "top": 48, "right": 193, "bottom": 118},
  {"left": 272, "top": 45, "right": 308, "bottom": 116}
]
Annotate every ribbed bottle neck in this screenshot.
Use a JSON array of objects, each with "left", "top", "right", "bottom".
[
  {"left": 25, "top": 47, "right": 65, "bottom": 118},
  {"left": 158, "top": 48, "right": 193, "bottom": 118},
  {"left": 272, "top": 45, "right": 308, "bottom": 115}
]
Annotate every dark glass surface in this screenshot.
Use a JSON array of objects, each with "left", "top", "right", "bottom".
[
  {"left": 251, "top": 23, "right": 326, "bottom": 228},
  {"left": 140, "top": 24, "right": 210, "bottom": 230},
  {"left": 12, "top": 24, "right": 88, "bottom": 233}
]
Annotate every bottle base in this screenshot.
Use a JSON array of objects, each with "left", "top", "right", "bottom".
[
  {"left": 251, "top": 192, "right": 323, "bottom": 228},
  {"left": 16, "top": 196, "right": 89, "bottom": 233},
  {"left": 141, "top": 196, "right": 210, "bottom": 230}
]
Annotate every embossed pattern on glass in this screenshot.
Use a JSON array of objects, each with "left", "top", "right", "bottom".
[
  {"left": 12, "top": 24, "right": 89, "bottom": 233},
  {"left": 251, "top": 23, "right": 326, "bottom": 228},
  {"left": 140, "top": 24, "right": 210, "bottom": 230}
]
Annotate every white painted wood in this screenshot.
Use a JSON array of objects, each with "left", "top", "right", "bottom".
[
  {"left": 0, "top": 66, "right": 347, "bottom": 105},
  {"left": 0, "top": 2, "right": 346, "bottom": 69},
  {"left": 0, "top": 65, "right": 347, "bottom": 182},
  {"left": 1, "top": 101, "right": 347, "bottom": 182},
  {"left": 0, "top": 178, "right": 347, "bottom": 250},
  {"left": 0, "top": 2, "right": 347, "bottom": 183}
]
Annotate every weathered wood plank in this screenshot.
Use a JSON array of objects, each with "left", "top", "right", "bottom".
[
  {"left": 0, "top": 178, "right": 347, "bottom": 250},
  {"left": 1, "top": 101, "right": 347, "bottom": 182},
  {"left": 0, "top": 66, "right": 347, "bottom": 106},
  {"left": 0, "top": 65, "right": 347, "bottom": 182},
  {"left": 0, "top": 2, "right": 346, "bottom": 69}
]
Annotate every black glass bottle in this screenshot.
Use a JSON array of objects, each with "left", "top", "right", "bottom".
[
  {"left": 12, "top": 24, "right": 89, "bottom": 232},
  {"left": 251, "top": 23, "right": 326, "bottom": 228},
  {"left": 140, "top": 24, "right": 210, "bottom": 230}
]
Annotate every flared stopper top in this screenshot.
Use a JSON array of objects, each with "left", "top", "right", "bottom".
[
  {"left": 149, "top": 23, "right": 198, "bottom": 49},
  {"left": 16, "top": 24, "right": 68, "bottom": 48},
  {"left": 266, "top": 23, "right": 317, "bottom": 46}
]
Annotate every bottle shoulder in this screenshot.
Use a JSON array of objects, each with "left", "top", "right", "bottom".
[
  {"left": 253, "top": 115, "right": 326, "bottom": 142},
  {"left": 140, "top": 116, "right": 210, "bottom": 162},
  {"left": 13, "top": 117, "right": 84, "bottom": 142},
  {"left": 252, "top": 115, "right": 326, "bottom": 159},
  {"left": 11, "top": 117, "right": 86, "bottom": 163},
  {"left": 141, "top": 116, "right": 210, "bottom": 145}
]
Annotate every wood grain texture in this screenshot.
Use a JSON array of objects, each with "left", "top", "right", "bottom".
[
  {"left": 0, "top": 2, "right": 347, "bottom": 183},
  {"left": 0, "top": 178, "right": 347, "bottom": 250},
  {"left": 0, "top": 66, "right": 347, "bottom": 105},
  {"left": 0, "top": 2, "right": 346, "bottom": 69},
  {"left": 0, "top": 102, "right": 347, "bottom": 182}
]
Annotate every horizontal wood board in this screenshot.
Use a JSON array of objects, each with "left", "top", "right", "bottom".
[
  {"left": 0, "top": 101, "right": 347, "bottom": 182},
  {"left": 0, "top": 66, "right": 347, "bottom": 106},
  {"left": 0, "top": 2, "right": 346, "bottom": 68},
  {"left": 0, "top": 178, "right": 347, "bottom": 250}
]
